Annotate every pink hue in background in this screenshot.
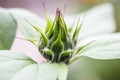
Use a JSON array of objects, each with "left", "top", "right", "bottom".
[
  {"left": 11, "top": 29, "right": 45, "bottom": 63},
  {"left": 0, "top": 0, "right": 79, "bottom": 17}
]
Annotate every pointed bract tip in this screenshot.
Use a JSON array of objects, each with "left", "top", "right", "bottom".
[{"left": 56, "top": 8, "right": 61, "bottom": 17}]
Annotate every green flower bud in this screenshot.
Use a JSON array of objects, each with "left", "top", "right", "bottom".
[
  {"left": 27, "top": 8, "right": 93, "bottom": 64},
  {"left": 39, "top": 9, "right": 74, "bottom": 63}
]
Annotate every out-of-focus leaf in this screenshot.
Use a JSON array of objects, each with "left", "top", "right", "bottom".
[
  {"left": 68, "top": 33, "right": 120, "bottom": 80},
  {"left": 0, "top": 12, "right": 17, "bottom": 50},
  {"left": 65, "top": 3, "right": 116, "bottom": 40},
  {"left": 0, "top": 8, "right": 45, "bottom": 45},
  {"left": 0, "top": 7, "right": 45, "bottom": 47},
  {"left": 68, "top": 57, "right": 120, "bottom": 80},
  {"left": 77, "top": 33, "right": 120, "bottom": 60},
  {"left": 0, "top": 50, "right": 68, "bottom": 80},
  {"left": 67, "top": 3, "right": 119, "bottom": 80}
]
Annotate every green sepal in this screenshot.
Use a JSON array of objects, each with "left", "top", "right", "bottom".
[
  {"left": 43, "top": 4, "right": 53, "bottom": 34},
  {"left": 52, "top": 18, "right": 60, "bottom": 39},
  {"left": 43, "top": 48, "right": 54, "bottom": 61},
  {"left": 70, "top": 41, "right": 95, "bottom": 63},
  {"left": 75, "top": 40, "right": 95, "bottom": 55},
  {"left": 25, "top": 20, "right": 48, "bottom": 48},
  {"left": 59, "top": 18, "right": 73, "bottom": 50},
  {"left": 39, "top": 31, "right": 48, "bottom": 48},
  {"left": 51, "top": 36, "right": 63, "bottom": 54},
  {"left": 31, "top": 25, "right": 48, "bottom": 48},
  {"left": 72, "top": 18, "right": 83, "bottom": 45},
  {"left": 46, "top": 9, "right": 61, "bottom": 39},
  {"left": 68, "top": 26, "right": 73, "bottom": 34},
  {"left": 45, "top": 13, "right": 53, "bottom": 33},
  {"left": 59, "top": 15, "right": 67, "bottom": 32},
  {"left": 60, "top": 22, "right": 67, "bottom": 40},
  {"left": 48, "top": 14, "right": 61, "bottom": 47},
  {"left": 59, "top": 50, "right": 74, "bottom": 63},
  {"left": 61, "top": 28, "right": 73, "bottom": 50},
  {"left": 27, "top": 38, "right": 40, "bottom": 47},
  {"left": 46, "top": 22, "right": 54, "bottom": 39},
  {"left": 51, "top": 35, "right": 64, "bottom": 62}
]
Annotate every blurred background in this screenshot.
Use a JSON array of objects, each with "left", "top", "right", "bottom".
[
  {"left": 0, "top": 0, "right": 120, "bottom": 80},
  {"left": 0, "top": 0, "right": 120, "bottom": 31}
]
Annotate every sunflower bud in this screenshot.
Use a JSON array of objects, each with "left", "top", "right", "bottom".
[
  {"left": 28, "top": 8, "right": 91, "bottom": 64},
  {"left": 40, "top": 9, "right": 73, "bottom": 63}
]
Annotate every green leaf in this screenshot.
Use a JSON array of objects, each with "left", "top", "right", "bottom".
[
  {"left": 0, "top": 50, "right": 68, "bottom": 80},
  {"left": 68, "top": 57, "right": 120, "bottom": 80},
  {"left": 77, "top": 33, "right": 120, "bottom": 60},
  {"left": 0, "top": 12, "right": 17, "bottom": 50}
]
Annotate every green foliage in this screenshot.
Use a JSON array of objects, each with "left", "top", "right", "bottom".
[
  {"left": 68, "top": 57, "right": 120, "bottom": 80},
  {"left": 68, "top": 33, "right": 120, "bottom": 80},
  {"left": 0, "top": 12, "right": 17, "bottom": 50}
]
